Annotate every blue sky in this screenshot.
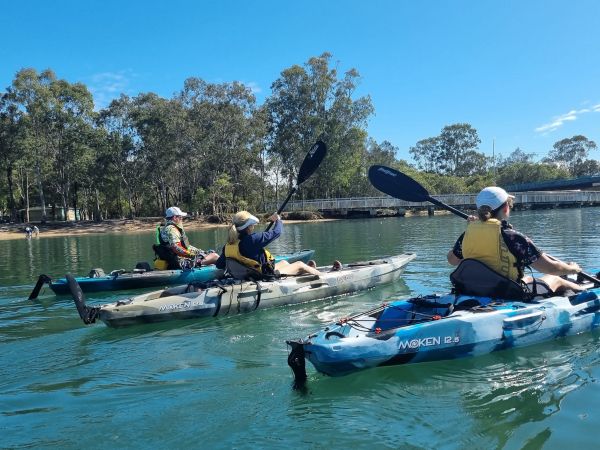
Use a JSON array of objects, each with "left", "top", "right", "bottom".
[{"left": 1, "top": 0, "right": 599, "bottom": 162}]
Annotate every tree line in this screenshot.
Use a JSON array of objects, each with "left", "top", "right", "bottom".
[{"left": 1, "top": 53, "right": 597, "bottom": 223}]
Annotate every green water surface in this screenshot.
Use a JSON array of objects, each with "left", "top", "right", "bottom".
[{"left": 2, "top": 208, "right": 600, "bottom": 449}]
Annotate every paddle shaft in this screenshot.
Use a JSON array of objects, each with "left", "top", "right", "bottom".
[
  {"left": 265, "top": 187, "right": 297, "bottom": 232},
  {"left": 427, "top": 196, "right": 469, "bottom": 220},
  {"left": 264, "top": 141, "right": 326, "bottom": 232}
]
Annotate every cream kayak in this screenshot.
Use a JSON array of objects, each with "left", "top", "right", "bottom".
[{"left": 69, "top": 253, "right": 417, "bottom": 328}]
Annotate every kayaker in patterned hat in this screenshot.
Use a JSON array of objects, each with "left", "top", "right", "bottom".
[
  {"left": 216, "top": 211, "right": 322, "bottom": 278},
  {"left": 447, "top": 186, "right": 583, "bottom": 294},
  {"left": 154, "top": 206, "right": 219, "bottom": 270}
]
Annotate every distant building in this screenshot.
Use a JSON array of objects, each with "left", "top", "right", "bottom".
[{"left": 19, "top": 206, "right": 81, "bottom": 222}]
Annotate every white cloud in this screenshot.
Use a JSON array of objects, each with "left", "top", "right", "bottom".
[
  {"left": 86, "top": 70, "right": 135, "bottom": 110},
  {"left": 244, "top": 81, "right": 262, "bottom": 95},
  {"left": 535, "top": 104, "right": 600, "bottom": 134}
]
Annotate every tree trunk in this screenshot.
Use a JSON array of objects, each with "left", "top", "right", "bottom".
[
  {"left": 25, "top": 171, "right": 30, "bottom": 223},
  {"left": 72, "top": 182, "right": 78, "bottom": 221},
  {"left": 6, "top": 165, "right": 17, "bottom": 222},
  {"left": 94, "top": 188, "right": 102, "bottom": 221},
  {"left": 34, "top": 161, "right": 47, "bottom": 223}
]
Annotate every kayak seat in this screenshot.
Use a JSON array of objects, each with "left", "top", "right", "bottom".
[
  {"left": 88, "top": 268, "right": 106, "bottom": 278},
  {"left": 225, "top": 259, "right": 280, "bottom": 282},
  {"left": 152, "top": 244, "right": 181, "bottom": 270},
  {"left": 450, "top": 259, "right": 533, "bottom": 301},
  {"left": 135, "top": 261, "right": 152, "bottom": 272}
]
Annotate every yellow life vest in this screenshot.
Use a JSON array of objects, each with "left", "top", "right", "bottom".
[
  {"left": 224, "top": 242, "right": 275, "bottom": 273},
  {"left": 461, "top": 219, "right": 521, "bottom": 281}
]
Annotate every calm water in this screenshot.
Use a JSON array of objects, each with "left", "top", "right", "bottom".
[{"left": 2, "top": 209, "right": 600, "bottom": 449}]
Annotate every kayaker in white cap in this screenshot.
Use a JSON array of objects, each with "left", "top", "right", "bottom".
[
  {"left": 154, "top": 206, "right": 219, "bottom": 270},
  {"left": 216, "top": 210, "right": 322, "bottom": 277},
  {"left": 447, "top": 186, "right": 583, "bottom": 294}
]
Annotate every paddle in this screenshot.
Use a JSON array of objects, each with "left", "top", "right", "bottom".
[
  {"left": 367, "top": 164, "right": 600, "bottom": 285},
  {"left": 28, "top": 274, "right": 52, "bottom": 300},
  {"left": 265, "top": 140, "right": 327, "bottom": 231},
  {"left": 368, "top": 165, "right": 469, "bottom": 219}
]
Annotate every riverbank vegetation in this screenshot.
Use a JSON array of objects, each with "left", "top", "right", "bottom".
[{"left": 1, "top": 53, "right": 597, "bottom": 223}]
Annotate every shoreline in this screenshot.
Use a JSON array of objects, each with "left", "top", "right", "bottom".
[
  {"left": 0, "top": 217, "right": 342, "bottom": 241},
  {"left": 0, "top": 210, "right": 451, "bottom": 241}
]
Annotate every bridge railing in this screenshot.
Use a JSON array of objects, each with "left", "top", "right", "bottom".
[{"left": 265, "top": 191, "right": 600, "bottom": 212}]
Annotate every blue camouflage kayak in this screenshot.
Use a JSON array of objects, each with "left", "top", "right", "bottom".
[
  {"left": 30, "top": 249, "right": 314, "bottom": 297},
  {"left": 287, "top": 275, "right": 600, "bottom": 383}
]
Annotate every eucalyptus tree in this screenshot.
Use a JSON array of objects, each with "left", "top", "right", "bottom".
[
  {"left": 46, "top": 79, "right": 96, "bottom": 218},
  {"left": 545, "top": 135, "right": 598, "bottom": 176},
  {"left": 3, "top": 69, "right": 97, "bottom": 221},
  {"left": 409, "top": 137, "right": 441, "bottom": 173},
  {"left": 499, "top": 147, "right": 536, "bottom": 166},
  {"left": 437, "top": 123, "right": 485, "bottom": 176},
  {"left": 266, "top": 53, "right": 374, "bottom": 199},
  {"left": 0, "top": 95, "right": 24, "bottom": 220},
  {"left": 350, "top": 139, "right": 400, "bottom": 196},
  {"left": 4, "top": 69, "right": 57, "bottom": 222},
  {"left": 97, "top": 95, "right": 143, "bottom": 218},
  {"left": 409, "top": 123, "right": 486, "bottom": 177},
  {"left": 177, "top": 78, "right": 266, "bottom": 214},
  {"left": 128, "top": 93, "right": 186, "bottom": 214}
]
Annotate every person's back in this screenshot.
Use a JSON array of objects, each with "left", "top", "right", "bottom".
[
  {"left": 461, "top": 217, "right": 521, "bottom": 282},
  {"left": 448, "top": 186, "right": 583, "bottom": 294},
  {"left": 220, "top": 211, "right": 321, "bottom": 278}
]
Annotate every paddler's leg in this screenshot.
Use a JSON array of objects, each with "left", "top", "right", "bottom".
[
  {"left": 275, "top": 260, "right": 322, "bottom": 276},
  {"left": 524, "top": 274, "right": 585, "bottom": 293},
  {"left": 200, "top": 251, "right": 219, "bottom": 266},
  {"left": 539, "top": 274, "right": 585, "bottom": 292}
]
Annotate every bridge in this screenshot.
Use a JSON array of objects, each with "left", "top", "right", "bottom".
[{"left": 272, "top": 191, "right": 600, "bottom": 217}]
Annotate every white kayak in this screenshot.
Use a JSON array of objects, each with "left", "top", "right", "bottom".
[{"left": 68, "top": 253, "right": 417, "bottom": 328}]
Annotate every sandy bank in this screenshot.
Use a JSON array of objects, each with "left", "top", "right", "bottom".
[{"left": 0, "top": 217, "right": 340, "bottom": 241}]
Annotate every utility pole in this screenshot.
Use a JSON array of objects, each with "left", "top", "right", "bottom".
[{"left": 492, "top": 138, "right": 496, "bottom": 184}]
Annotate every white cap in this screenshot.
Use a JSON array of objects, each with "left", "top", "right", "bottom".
[
  {"left": 475, "top": 187, "right": 515, "bottom": 210},
  {"left": 235, "top": 214, "right": 259, "bottom": 231},
  {"left": 165, "top": 206, "right": 188, "bottom": 218}
]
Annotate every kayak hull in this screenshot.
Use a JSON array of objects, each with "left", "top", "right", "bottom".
[
  {"left": 48, "top": 250, "right": 314, "bottom": 294},
  {"left": 293, "top": 286, "right": 600, "bottom": 377},
  {"left": 79, "top": 253, "right": 416, "bottom": 327}
]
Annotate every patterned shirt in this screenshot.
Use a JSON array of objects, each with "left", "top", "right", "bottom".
[
  {"left": 160, "top": 221, "right": 201, "bottom": 258},
  {"left": 452, "top": 220, "right": 542, "bottom": 267}
]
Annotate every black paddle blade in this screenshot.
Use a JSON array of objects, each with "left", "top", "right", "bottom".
[
  {"left": 297, "top": 140, "right": 327, "bottom": 186},
  {"left": 28, "top": 274, "right": 51, "bottom": 300},
  {"left": 67, "top": 274, "right": 98, "bottom": 324},
  {"left": 368, "top": 165, "right": 430, "bottom": 202}
]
